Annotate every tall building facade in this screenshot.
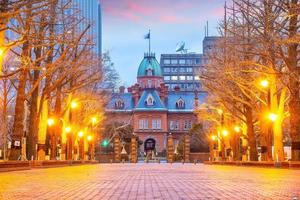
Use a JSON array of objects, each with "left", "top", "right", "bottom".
[
  {"left": 106, "top": 53, "right": 206, "bottom": 158},
  {"left": 160, "top": 53, "right": 203, "bottom": 91},
  {"left": 160, "top": 37, "right": 221, "bottom": 92},
  {"left": 74, "top": 0, "right": 102, "bottom": 55}
]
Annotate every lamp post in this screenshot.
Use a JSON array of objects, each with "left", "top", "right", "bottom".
[
  {"left": 78, "top": 131, "right": 84, "bottom": 160},
  {"left": 233, "top": 125, "right": 242, "bottom": 161},
  {"left": 210, "top": 135, "right": 217, "bottom": 161},
  {"left": 66, "top": 100, "right": 79, "bottom": 160},
  {"left": 260, "top": 79, "right": 273, "bottom": 161}
]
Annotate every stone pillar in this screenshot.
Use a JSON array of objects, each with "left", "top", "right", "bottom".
[
  {"left": 183, "top": 134, "right": 190, "bottom": 162},
  {"left": 114, "top": 137, "right": 121, "bottom": 163},
  {"left": 131, "top": 137, "right": 138, "bottom": 163},
  {"left": 167, "top": 134, "right": 174, "bottom": 163}
]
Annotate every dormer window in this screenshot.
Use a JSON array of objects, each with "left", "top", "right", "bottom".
[
  {"left": 176, "top": 98, "right": 185, "bottom": 109},
  {"left": 146, "top": 68, "right": 153, "bottom": 76},
  {"left": 115, "top": 99, "right": 124, "bottom": 109},
  {"left": 146, "top": 94, "right": 155, "bottom": 106}
]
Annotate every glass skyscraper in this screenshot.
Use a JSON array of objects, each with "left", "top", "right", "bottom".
[{"left": 74, "top": 0, "right": 102, "bottom": 56}]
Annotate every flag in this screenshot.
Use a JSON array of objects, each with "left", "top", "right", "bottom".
[{"left": 144, "top": 32, "right": 150, "bottom": 39}]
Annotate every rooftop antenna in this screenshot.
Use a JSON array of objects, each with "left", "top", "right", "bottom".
[
  {"left": 206, "top": 21, "right": 209, "bottom": 37},
  {"left": 175, "top": 41, "right": 188, "bottom": 54}
]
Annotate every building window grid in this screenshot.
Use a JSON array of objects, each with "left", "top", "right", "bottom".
[
  {"left": 169, "top": 121, "right": 179, "bottom": 130},
  {"left": 152, "top": 119, "right": 162, "bottom": 130},
  {"left": 183, "top": 120, "right": 192, "bottom": 130},
  {"left": 139, "top": 119, "right": 149, "bottom": 130}
]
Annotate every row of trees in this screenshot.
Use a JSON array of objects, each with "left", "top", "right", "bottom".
[
  {"left": 199, "top": 0, "right": 299, "bottom": 161},
  {"left": 0, "top": 0, "right": 120, "bottom": 160}
]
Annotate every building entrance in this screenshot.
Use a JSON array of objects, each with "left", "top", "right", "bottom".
[{"left": 144, "top": 138, "right": 156, "bottom": 160}]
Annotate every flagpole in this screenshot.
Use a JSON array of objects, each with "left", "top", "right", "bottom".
[{"left": 148, "top": 29, "right": 151, "bottom": 54}]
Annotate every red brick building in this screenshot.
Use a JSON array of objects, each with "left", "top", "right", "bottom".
[{"left": 106, "top": 53, "right": 206, "bottom": 158}]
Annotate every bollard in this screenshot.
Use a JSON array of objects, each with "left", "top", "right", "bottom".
[
  {"left": 158, "top": 159, "right": 160, "bottom": 164},
  {"left": 182, "top": 159, "right": 185, "bottom": 164},
  {"left": 122, "top": 159, "right": 125, "bottom": 164},
  {"left": 110, "top": 159, "right": 113, "bottom": 164},
  {"left": 194, "top": 159, "right": 197, "bottom": 165}
]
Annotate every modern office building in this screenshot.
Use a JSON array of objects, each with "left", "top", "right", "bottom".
[
  {"left": 160, "top": 53, "right": 203, "bottom": 91},
  {"left": 160, "top": 37, "right": 221, "bottom": 92},
  {"left": 74, "top": 0, "right": 102, "bottom": 55}
]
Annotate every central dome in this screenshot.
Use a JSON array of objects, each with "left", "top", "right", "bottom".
[{"left": 137, "top": 53, "right": 162, "bottom": 77}]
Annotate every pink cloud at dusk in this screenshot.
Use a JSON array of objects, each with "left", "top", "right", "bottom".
[{"left": 101, "top": 0, "right": 225, "bottom": 24}]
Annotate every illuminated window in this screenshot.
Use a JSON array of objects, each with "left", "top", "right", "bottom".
[
  {"left": 171, "top": 59, "right": 178, "bottom": 64},
  {"left": 171, "top": 76, "right": 178, "bottom": 81},
  {"left": 179, "top": 76, "right": 186, "bottom": 80},
  {"left": 164, "top": 76, "right": 170, "bottom": 81},
  {"left": 194, "top": 76, "right": 200, "bottom": 80},
  {"left": 187, "top": 76, "right": 193, "bottom": 80}
]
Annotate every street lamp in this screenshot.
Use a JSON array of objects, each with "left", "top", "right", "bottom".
[
  {"left": 65, "top": 126, "right": 72, "bottom": 133},
  {"left": 70, "top": 100, "right": 78, "bottom": 109},
  {"left": 78, "top": 131, "right": 84, "bottom": 138},
  {"left": 211, "top": 135, "right": 217, "bottom": 141},
  {"left": 234, "top": 126, "right": 241, "bottom": 133},
  {"left": 47, "top": 118, "right": 55, "bottom": 126},
  {"left": 260, "top": 79, "right": 269, "bottom": 88},
  {"left": 91, "top": 117, "right": 97, "bottom": 125},
  {"left": 268, "top": 113, "right": 278, "bottom": 122},
  {"left": 222, "top": 129, "right": 229, "bottom": 137}
]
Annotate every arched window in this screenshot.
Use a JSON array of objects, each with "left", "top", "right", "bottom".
[
  {"left": 146, "top": 94, "right": 155, "bottom": 106},
  {"left": 147, "top": 68, "right": 153, "bottom": 76},
  {"left": 176, "top": 98, "right": 185, "bottom": 109},
  {"left": 115, "top": 99, "right": 124, "bottom": 109}
]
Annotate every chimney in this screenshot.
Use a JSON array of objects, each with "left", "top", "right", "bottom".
[{"left": 119, "top": 86, "right": 125, "bottom": 93}]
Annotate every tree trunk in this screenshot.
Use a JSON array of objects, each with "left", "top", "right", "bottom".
[
  {"left": 27, "top": 79, "right": 39, "bottom": 160},
  {"left": 9, "top": 66, "right": 27, "bottom": 160},
  {"left": 288, "top": 0, "right": 300, "bottom": 161},
  {"left": 245, "top": 105, "right": 258, "bottom": 161}
]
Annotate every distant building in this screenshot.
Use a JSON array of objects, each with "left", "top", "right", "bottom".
[
  {"left": 202, "top": 36, "right": 222, "bottom": 65},
  {"left": 160, "top": 53, "right": 203, "bottom": 91},
  {"left": 74, "top": 0, "right": 102, "bottom": 56},
  {"left": 160, "top": 37, "right": 222, "bottom": 92},
  {"left": 106, "top": 53, "right": 206, "bottom": 158}
]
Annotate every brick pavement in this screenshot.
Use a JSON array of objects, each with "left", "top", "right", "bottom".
[{"left": 0, "top": 163, "right": 299, "bottom": 200}]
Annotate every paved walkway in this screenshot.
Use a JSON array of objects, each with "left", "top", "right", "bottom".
[{"left": 0, "top": 163, "right": 299, "bottom": 200}]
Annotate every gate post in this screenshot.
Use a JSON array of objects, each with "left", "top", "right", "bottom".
[
  {"left": 114, "top": 136, "right": 121, "bottom": 163},
  {"left": 167, "top": 133, "right": 174, "bottom": 163},
  {"left": 131, "top": 136, "right": 138, "bottom": 163},
  {"left": 183, "top": 134, "right": 190, "bottom": 163}
]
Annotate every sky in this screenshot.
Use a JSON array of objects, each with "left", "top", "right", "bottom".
[{"left": 100, "top": 0, "right": 226, "bottom": 86}]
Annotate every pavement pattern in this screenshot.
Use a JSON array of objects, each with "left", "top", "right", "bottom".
[{"left": 0, "top": 163, "right": 299, "bottom": 200}]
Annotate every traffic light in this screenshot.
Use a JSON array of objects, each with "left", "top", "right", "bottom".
[{"left": 101, "top": 140, "right": 109, "bottom": 147}]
